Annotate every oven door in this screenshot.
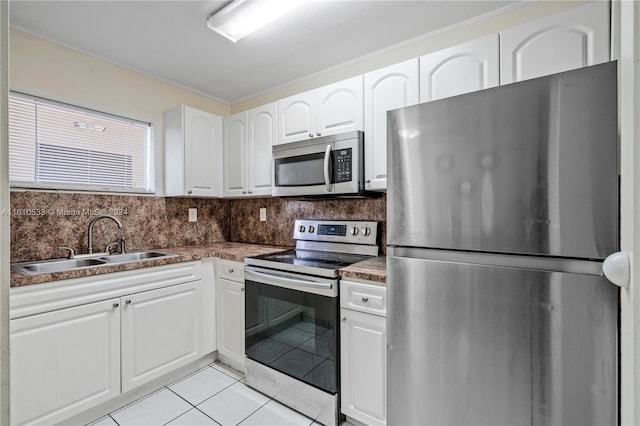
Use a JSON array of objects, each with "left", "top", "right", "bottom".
[
  {"left": 244, "top": 266, "right": 339, "bottom": 394},
  {"left": 272, "top": 132, "right": 362, "bottom": 197}
]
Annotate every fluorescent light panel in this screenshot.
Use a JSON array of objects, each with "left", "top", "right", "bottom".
[{"left": 207, "top": 0, "right": 305, "bottom": 43}]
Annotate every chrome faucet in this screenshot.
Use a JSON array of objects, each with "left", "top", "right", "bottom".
[{"left": 88, "top": 215, "right": 126, "bottom": 254}]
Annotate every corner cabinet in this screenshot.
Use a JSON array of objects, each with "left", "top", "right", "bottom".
[
  {"left": 500, "top": 1, "right": 610, "bottom": 84},
  {"left": 223, "top": 103, "right": 275, "bottom": 197},
  {"left": 419, "top": 34, "right": 499, "bottom": 102},
  {"left": 215, "top": 259, "right": 246, "bottom": 372},
  {"left": 340, "top": 280, "right": 387, "bottom": 426},
  {"left": 363, "top": 59, "right": 419, "bottom": 191},
  {"left": 164, "top": 105, "right": 223, "bottom": 197},
  {"left": 277, "top": 76, "right": 363, "bottom": 144}
]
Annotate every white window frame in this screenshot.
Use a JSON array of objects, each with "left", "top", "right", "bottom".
[{"left": 9, "top": 91, "right": 155, "bottom": 194}]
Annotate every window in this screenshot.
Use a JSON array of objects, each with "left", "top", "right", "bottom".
[{"left": 9, "top": 92, "right": 155, "bottom": 193}]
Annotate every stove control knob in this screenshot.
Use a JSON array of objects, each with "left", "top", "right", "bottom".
[
  {"left": 308, "top": 225, "right": 315, "bottom": 233},
  {"left": 361, "top": 227, "right": 371, "bottom": 236},
  {"left": 350, "top": 227, "right": 359, "bottom": 236},
  {"left": 299, "top": 225, "right": 306, "bottom": 233}
]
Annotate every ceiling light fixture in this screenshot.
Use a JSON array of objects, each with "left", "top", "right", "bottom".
[{"left": 207, "top": 0, "right": 305, "bottom": 43}]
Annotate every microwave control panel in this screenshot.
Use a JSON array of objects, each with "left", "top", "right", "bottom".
[{"left": 333, "top": 149, "right": 352, "bottom": 183}]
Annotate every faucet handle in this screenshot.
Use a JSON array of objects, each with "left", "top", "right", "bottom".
[
  {"left": 58, "top": 247, "right": 75, "bottom": 259},
  {"left": 105, "top": 242, "right": 120, "bottom": 254}
]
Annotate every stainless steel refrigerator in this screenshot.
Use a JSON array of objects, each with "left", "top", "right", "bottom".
[{"left": 386, "top": 62, "right": 620, "bottom": 426}]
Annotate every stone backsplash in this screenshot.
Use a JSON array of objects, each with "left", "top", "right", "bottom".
[{"left": 10, "top": 192, "right": 386, "bottom": 263}]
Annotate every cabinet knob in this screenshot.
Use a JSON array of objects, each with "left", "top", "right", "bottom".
[
  {"left": 366, "top": 179, "right": 371, "bottom": 184},
  {"left": 248, "top": 191, "right": 253, "bottom": 194},
  {"left": 316, "top": 132, "right": 321, "bottom": 137},
  {"left": 228, "top": 268, "right": 234, "bottom": 273},
  {"left": 125, "top": 299, "right": 132, "bottom": 305},
  {"left": 241, "top": 287, "right": 245, "bottom": 292},
  {"left": 361, "top": 297, "right": 369, "bottom": 303},
  {"left": 113, "top": 302, "right": 119, "bottom": 308},
  {"left": 187, "top": 189, "right": 192, "bottom": 194},
  {"left": 309, "top": 133, "right": 314, "bottom": 138},
  {"left": 341, "top": 316, "right": 347, "bottom": 321}
]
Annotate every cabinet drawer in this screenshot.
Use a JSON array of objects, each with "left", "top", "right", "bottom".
[
  {"left": 340, "top": 280, "right": 386, "bottom": 317},
  {"left": 216, "top": 259, "right": 244, "bottom": 282}
]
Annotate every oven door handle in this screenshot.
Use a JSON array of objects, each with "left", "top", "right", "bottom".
[
  {"left": 323, "top": 144, "right": 332, "bottom": 192},
  {"left": 245, "top": 267, "right": 333, "bottom": 290}
]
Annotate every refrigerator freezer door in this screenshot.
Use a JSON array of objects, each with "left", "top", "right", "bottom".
[
  {"left": 387, "top": 62, "right": 618, "bottom": 259},
  {"left": 387, "top": 248, "right": 618, "bottom": 426}
]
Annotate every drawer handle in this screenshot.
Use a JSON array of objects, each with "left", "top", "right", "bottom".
[{"left": 361, "top": 297, "right": 369, "bottom": 303}]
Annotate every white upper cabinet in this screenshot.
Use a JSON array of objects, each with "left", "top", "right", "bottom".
[
  {"left": 223, "top": 102, "right": 275, "bottom": 197},
  {"left": 277, "top": 76, "right": 363, "bottom": 145},
  {"left": 501, "top": 1, "right": 610, "bottom": 84},
  {"left": 316, "top": 76, "right": 364, "bottom": 137},
  {"left": 164, "top": 105, "right": 223, "bottom": 197},
  {"left": 420, "top": 34, "right": 499, "bottom": 102},
  {"left": 248, "top": 103, "right": 276, "bottom": 196},
  {"left": 223, "top": 111, "right": 248, "bottom": 197},
  {"left": 278, "top": 89, "right": 316, "bottom": 145},
  {"left": 364, "top": 59, "right": 419, "bottom": 191}
]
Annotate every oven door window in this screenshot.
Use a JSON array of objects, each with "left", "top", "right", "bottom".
[
  {"left": 274, "top": 152, "right": 328, "bottom": 187},
  {"left": 245, "top": 280, "right": 338, "bottom": 394}
]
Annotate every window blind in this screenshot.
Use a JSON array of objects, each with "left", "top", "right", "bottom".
[{"left": 8, "top": 92, "right": 155, "bottom": 193}]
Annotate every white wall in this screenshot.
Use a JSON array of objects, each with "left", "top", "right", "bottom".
[
  {"left": 9, "top": 29, "right": 231, "bottom": 195},
  {"left": 0, "top": 2, "right": 9, "bottom": 425}
]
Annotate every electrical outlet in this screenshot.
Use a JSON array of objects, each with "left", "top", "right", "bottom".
[
  {"left": 259, "top": 208, "right": 267, "bottom": 222},
  {"left": 188, "top": 208, "right": 197, "bottom": 222}
]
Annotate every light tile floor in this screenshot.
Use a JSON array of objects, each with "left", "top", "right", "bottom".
[{"left": 88, "top": 362, "right": 318, "bottom": 426}]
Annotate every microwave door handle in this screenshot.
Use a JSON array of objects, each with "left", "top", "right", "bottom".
[{"left": 323, "top": 144, "right": 332, "bottom": 192}]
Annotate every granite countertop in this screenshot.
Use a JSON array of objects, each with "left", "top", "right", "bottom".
[
  {"left": 338, "top": 256, "right": 386, "bottom": 284},
  {"left": 11, "top": 242, "right": 388, "bottom": 287},
  {"left": 10, "top": 242, "right": 289, "bottom": 287}
]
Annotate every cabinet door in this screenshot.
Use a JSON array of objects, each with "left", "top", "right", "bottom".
[
  {"left": 121, "top": 281, "right": 202, "bottom": 392},
  {"left": 10, "top": 299, "right": 120, "bottom": 426},
  {"left": 223, "top": 111, "right": 248, "bottom": 197},
  {"left": 184, "top": 106, "right": 223, "bottom": 197},
  {"left": 340, "top": 308, "right": 387, "bottom": 426},
  {"left": 316, "top": 75, "right": 364, "bottom": 137},
  {"left": 278, "top": 90, "right": 316, "bottom": 144},
  {"left": 501, "top": 1, "right": 610, "bottom": 84},
  {"left": 248, "top": 103, "right": 276, "bottom": 196},
  {"left": 364, "top": 59, "right": 419, "bottom": 191},
  {"left": 216, "top": 277, "right": 246, "bottom": 371},
  {"left": 420, "top": 34, "right": 499, "bottom": 102}
]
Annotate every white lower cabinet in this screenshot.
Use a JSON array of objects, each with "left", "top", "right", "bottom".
[
  {"left": 215, "top": 259, "right": 246, "bottom": 371},
  {"left": 9, "top": 262, "right": 207, "bottom": 426},
  {"left": 121, "top": 281, "right": 202, "bottom": 392},
  {"left": 10, "top": 298, "right": 121, "bottom": 426},
  {"left": 340, "top": 280, "right": 387, "bottom": 426}
]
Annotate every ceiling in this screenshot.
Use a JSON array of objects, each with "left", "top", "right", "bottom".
[{"left": 9, "top": 0, "right": 518, "bottom": 104}]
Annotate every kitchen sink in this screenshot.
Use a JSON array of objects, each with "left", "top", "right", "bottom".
[
  {"left": 12, "top": 258, "right": 108, "bottom": 275},
  {"left": 99, "top": 251, "right": 175, "bottom": 263},
  {"left": 12, "top": 250, "right": 176, "bottom": 275}
]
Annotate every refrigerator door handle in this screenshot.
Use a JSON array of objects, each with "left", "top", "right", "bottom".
[{"left": 603, "top": 251, "right": 630, "bottom": 288}]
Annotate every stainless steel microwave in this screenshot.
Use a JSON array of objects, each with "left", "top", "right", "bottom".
[{"left": 272, "top": 131, "right": 365, "bottom": 197}]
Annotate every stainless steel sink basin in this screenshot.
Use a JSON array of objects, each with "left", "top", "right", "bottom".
[
  {"left": 12, "top": 257, "right": 108, "bottom": 275},
  {"left": 100, "top": 251, "right": 174, "bottom": 263},
  {"left": 12, "top": 250, "right": 176, "bottom": 275}
]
